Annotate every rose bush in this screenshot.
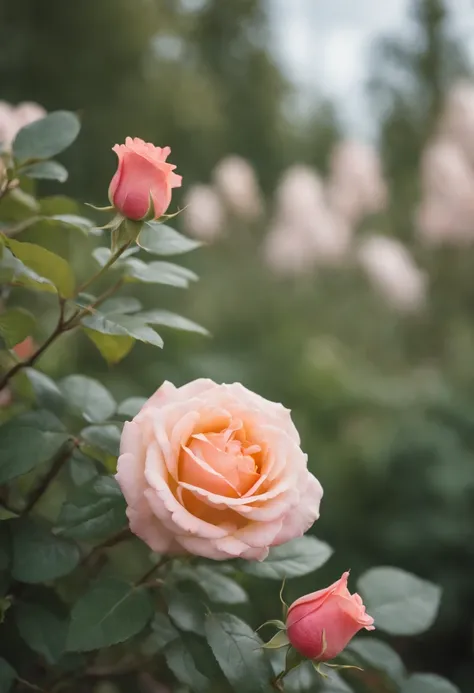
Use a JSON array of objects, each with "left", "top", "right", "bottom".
[{"left": 116, "top": 378, "right": 323, "bottom": 560}]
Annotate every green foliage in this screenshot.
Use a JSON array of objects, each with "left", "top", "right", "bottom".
[
  {"left": 401, "top": 674, "right": 460, "bottom": 693},
  {"left": 15, "top": 602, "right": 67, "bottom": 664},
  {"left": 57, "top": 475, "right": 126, "bottom": 539},
  {"left": 240, "top": 536, "right": 333, "bottom": 579},
  {"left": 59, "top": 375, "right": 116, "bottom": 423},
  {"left": 205, "top": 613, "right": 274, "bottom": 693},
  {"left": 138, "top": 222, "right": 202, "bottom": 256},
  {"left": 0, "top": 308, "right": 35, "bottom": 349},
  {"left": 20, "top": 160, "right": 69, "bottom": 182},
  {"left": 11, "top": 518, "right": 80, "bottom": 583},
  {"left": 13, "top": 111, "right": 81, "bottom": 163},
  {"left": 6, "top": 238, "right": 75, "bottom": 297},
  {"left": 164, "top": 638, "right": 210, "bottom": 692},
  {"left": 0, "top": 659, "right": 16, "bottom": 693},
  {"left": 66, "top": 579, "right": 153, "bottom": 651},
  {"left": 0, "top": 410, "right": 69, "bottom": 483},
  {"left": 358, "top": 566, "right": 442, "bottom": 636}
]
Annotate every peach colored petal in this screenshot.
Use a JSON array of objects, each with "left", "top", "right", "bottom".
[
  {"left": 127, "top": 506, "right": 180, "bottom": 554},
  {"left": 272, "top": 473, "right": 323, "bottom": 545},
  {"left": 144, "top": 444, "right": 228, "bottom": 539},
  {"left": 180, "top": 444, "right": 240, "bottom": 497}
]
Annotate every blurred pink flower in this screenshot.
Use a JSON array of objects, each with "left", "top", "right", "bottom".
[
  {"left": 416, "top": 138, "right": 474, "bottom": 245},
  {"left": 358, "top": 235, "right": 426, "bottom": 312},
  {"left": 213, "top": 156, "right": 263, "bottom": 221},
  {"left": 275, "top": 165, "right": 325, "bottom": 224},
  {"left": 439, "top": 81, "right": 474, "bottom": 161},
  {"left": 183, "top": 184, "right": 224, "bottom": 242},
  {"left": 264, "top": 165, "right": 352, "bottom": 275},
  {"left": 327, "top": 141, "right": 387, "bottom": 224},
  {"left": 0, "top": 101, "right": 46, "bottom": 148}
]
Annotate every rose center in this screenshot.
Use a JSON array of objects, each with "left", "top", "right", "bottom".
[{"left": 180, "top": 420, "right": 261, "bottom": 497}]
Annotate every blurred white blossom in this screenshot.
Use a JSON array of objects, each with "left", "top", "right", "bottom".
[
  {"left": 264, "top": 165, "right": 352, "bottom": 275},
  {"left": 182, "top": 183, "right": 224, "bottom": 242},
  {"left": 327, "top": 140, "right": 388, "bottom": 224},
  {"left": 275, "top": 165, "right": 325, "bottom": 223},
  {"left": 358, "top": 235, "right": 426, "bottom": 312},
  {"left": 213, "top": 155, "right": 263, "bottom": 221},
  {"left": 416, "top": 138, "right": 474, "bottom": 245},
  {"left": 0, "top": 101, "right": 46, "bottom": 148}
]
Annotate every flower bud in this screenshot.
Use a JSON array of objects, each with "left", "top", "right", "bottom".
[
  {"left": 286, "top": 572, "right": 374, "bottom": 661},
  {"left": 109, "top": 137, "right": 182, "bottom": 221}
]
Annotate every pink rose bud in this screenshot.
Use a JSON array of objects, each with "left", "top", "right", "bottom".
[
  {"left": 109, "top": 137, "right": 182, "bottom": 221},
  {"left": 286, "top": 572, "right": 374, "bottom": 661}
]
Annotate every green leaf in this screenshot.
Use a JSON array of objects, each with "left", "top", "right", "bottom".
[
  {"left": 205, "top": 613, "right": 274, "bottom": 693},
  {"left": 117, "top": 397, "right": 147, "bottom": 418},
  {"left": 0, "top": 308, "right": 35, "bottom": 349},
  {"left": 241, "top": 537, "right": 333, "bottom": 580},
  {"left": 0, "top": 410, "right": 68, "bottom": 483},
  {"left": 284, "top": 661, "right": 319, "bottom": 693},
  {"left": 100, "top": 297, "right": 142, "bottom": 315},
  {"left": 51, "top": 214, "right": 95, "bottom": 234},
  {"left": 81, "top": 312, "right": 163, "bottom": 348},
  {"left": 15, "top": 602, "right": 67, "bottom": 664},
  {"left": 357, "top": 567, "right": 441, "bottom": 636},
  {"left": 151, "top": 613, "right": 179, "bottom": 650},
  {"left": 66, "top": 579, "right": 153, "bottom": 652},
  {"left": 92, "top": 246, "right": 138, "bottom": 268},
  {"left": 401, "top": 674, "right": 460, "bottom": 693},
  {"left": 6, "top": 238, "right": 75, "bottom": 297},
  {"left": 124, "top": 257, "right": 198, "bottom": 288},
  {"left": 164, "top": 639, "right": 210, "bottom": 693},
  {"left": 67, "top": 449, "right": 98, "bottom": 486},
  {"left": 138, "top": 222, "right": 202, "bottom": 256},
  {"left": 57, "top": 475, "right": 126, "bottom": 540},
  {"left": 0, "top": 658, "right": 16, "bottom": 693},
  {"left": 13, "top": 111, "right": 80, "bottom": 162},
  {"left": 25, "top": 368, "right": 65, "bottom": 414},
  {"left": 20, "top": 160, "right": 68, "bottom": 182},
  {"left": 0, "top": 188, "right": 39, "bottom": 222},
  {"left": 139, "top": 310, "right": 208, "bottom": 336},
  {"left": 12, "top": 518, "right": 80, "bottom": 583},
  {"left": 0, "top": 247, "right": 56, "bottom": 294},
  {"left": 347, "top": 637, "right": 405, "bottom": 682},
  {"left": 26, "top": 214, "right": 95, "bottom": 237},
  {"left": 59, "top": 375, "right": 116, "bottom": 423},
  {"left": 167, "top": 589, "right": 207, "bottom": 635},
  {"left": 80, "top": 424, "right": 121, "bottom": 457},
  {"left": 173, "top": 564, "right": 247, "bottom": 604},
  {"left": 84, "top": 329, "right": 135, "bottom": 364}
]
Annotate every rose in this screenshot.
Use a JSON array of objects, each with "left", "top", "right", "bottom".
[
  {"left": 286, "top": 572, "right": 375, "bottom": 661},
  {"left": 116, "top": 379, "right": 323, "bottom": 561},
  {"left": 109, "top": 137, "right": 182, "bottom": 221}
]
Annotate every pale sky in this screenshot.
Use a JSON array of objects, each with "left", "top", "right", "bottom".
[{"left": 268, "top": 0, "right": 474, "bottom": 135}]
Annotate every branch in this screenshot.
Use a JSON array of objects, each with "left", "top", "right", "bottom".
[
  {"left": 76, "top": 242, "right": 131, "bottom": 296},
  {"left": 22, "top": 439, "right": 79, "bottom": 515}
]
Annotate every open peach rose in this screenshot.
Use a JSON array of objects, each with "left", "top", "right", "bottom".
[
  {"left": 116, "top": 379, "right": 323, "bottom": 560},
  {"left": 109, "top": 137, "right": 182, "bottom": 221}
]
